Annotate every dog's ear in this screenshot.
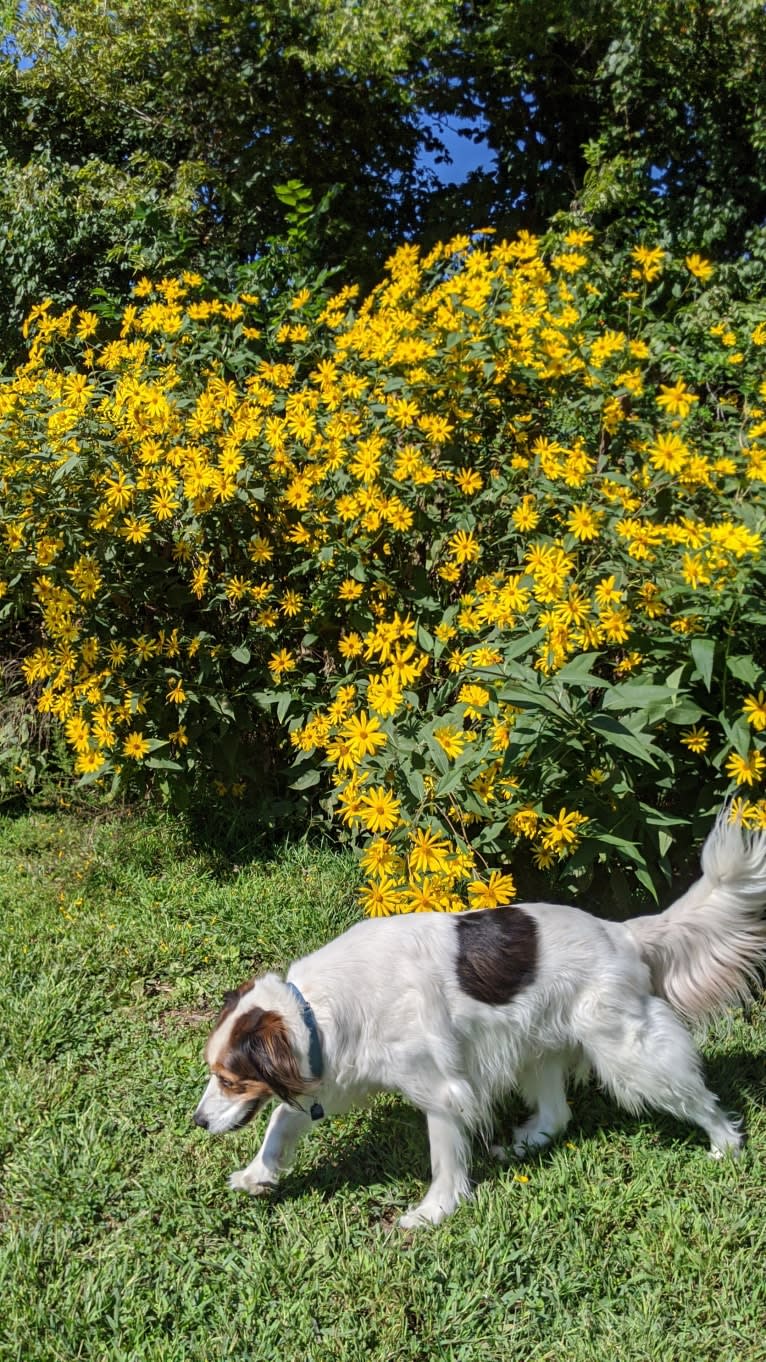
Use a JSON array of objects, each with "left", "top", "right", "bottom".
[
  {"left": 211, "top": 991, "right": 240, "bottom": 1032},
  {"left": 213, "top": 979, "right": 253, "bottom": 1029},
  {"left": 228, "top": 1007, "right": 305, "bottom": 1104}
]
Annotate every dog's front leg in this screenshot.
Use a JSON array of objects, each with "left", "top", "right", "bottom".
[
  {"left": 229, "top": 1103, "right": 312, "bottom": 1196},
  {"left": 399, "top": 1110, "right": 473, "bottom": 1229}
]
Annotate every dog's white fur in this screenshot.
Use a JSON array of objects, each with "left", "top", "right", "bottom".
[{"left": 195, "top": 811, "right": 766, "bottom": 1226}]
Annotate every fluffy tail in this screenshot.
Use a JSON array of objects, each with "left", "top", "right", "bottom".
[{"left": 627, "top": 809, "right": 766, "bottom": 1024}]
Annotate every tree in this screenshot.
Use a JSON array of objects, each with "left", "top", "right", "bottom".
[
  {"left": 0, "top": 0, "right": 454, "bottom": 357},
  {"left": 1, "top": 0, "right": 766, "bottom": 363}
]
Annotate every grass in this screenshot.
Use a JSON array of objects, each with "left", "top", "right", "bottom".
[{"left": 1, "top": 806, "right": 765, "bottom": 1362}]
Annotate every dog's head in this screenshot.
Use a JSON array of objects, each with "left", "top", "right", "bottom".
[{"left": 194, "top": 981, "right": 305, "bottom": 1134}]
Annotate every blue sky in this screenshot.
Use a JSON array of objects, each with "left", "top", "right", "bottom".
[{"left": 420, "top": 120, "right": 494, "bottom": 184}]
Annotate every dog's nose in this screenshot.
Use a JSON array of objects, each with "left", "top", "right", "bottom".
[{"left": 193, "top": 1109, "right": 209, "bottom": 1129}]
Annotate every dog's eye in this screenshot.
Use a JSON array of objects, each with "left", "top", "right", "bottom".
[{"left": 217, "top": 1075, "right": 233, "bottom": 1091}]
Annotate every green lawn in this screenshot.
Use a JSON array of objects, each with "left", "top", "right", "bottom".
[{"left": 1, "top": 809, "right": 765, "bottom": 1362}]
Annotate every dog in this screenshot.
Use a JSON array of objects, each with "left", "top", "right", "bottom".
[{"left": 194, "top": 810, "right": 766, "bottom": 1226}]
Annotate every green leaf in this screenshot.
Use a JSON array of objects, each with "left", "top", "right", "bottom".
[
  {"left": 603, "top": 683, "right": 675, "bottom": 710},
  {"left": 633, "top": 865, "right": 659, "bottom": 904},
  {"left": 725, "top": 654, "right": 762, "bottom": 687},
  {"left": 589, "top": 714, "right": 660, "bottom": 767},
  {"left": 51, "top": 453, "right": 82, "bottom": 483},
  {"left": 554, "top": 653, "right": 609, "bottom": 687},
  {"left": 404, "top": 766, "right": 426, "bottom": 802},
  {"left": 289, "top": 768, "right": 321, "bottom": 790},
  {"left": 497, "top": 685, "right": 563, "bottom": 717},
  {"left": 231, "top": 644, "right": 251, "bottom": 664},
  {"left": 657, "top": 828, "right": 674, "bottom": 858},
  {"left": 253, "top": 690, "right": 279, "bottom": 709},
  {"left": 690, "top": 638, "right": 715, "bottom": 691}
]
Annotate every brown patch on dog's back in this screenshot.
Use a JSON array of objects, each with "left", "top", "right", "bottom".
[{"left": 455, "top": 906, "right": 538, "bottom": 1005}]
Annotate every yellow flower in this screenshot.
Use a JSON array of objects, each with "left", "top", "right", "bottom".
[
  {"left": 360, "top": 839, "right": 401, "bottom": 879},
  {"left": 564, "top": 229, "right": 593, "bottom": 248},
  {"left": 680, "top": 725, "right": 709, "bottom": 753},
  {"left": 648, "top": 431, "right": 690, "bottom": 474},
  {"left": 248, "top": 535, "right": 273, "bottom": 564},
  {"left": 65, "top": 714, "right": 91, "bottom": 754},
  {"left": 509, "top": 807, "right": 539, "bottom": 838},
  {"left": 684, "top": 254, "right": 714, "bottom": 282},
  {"left": 338, "top": 633, "right": 364, "bottom": 661},
  {"left": 725, "top": 749, "right": 766, "bottom": 786},
  {"left": 542, "top": 808, "right": 587, "bottom": 852},
  {"left": 467, "top": 870, "right": 516, "bottom": 909},
  {"left": 630, "top": 245, "right": 664, "bottom": 281},
  {"left": 166, "top": 678, "right": 186, "bottom": 704},
  {"left": 150, "top": 482, "right": 178, "bottom": 519},
  {"left": 599, "top": 607, "right": 631, "bottom": 644},
  {"left": 455, "top": 467, "right": 483, "bottom": 495},
  {"left": 448, "top": 529, "right": 481, "bottom": 565},
  {"left": 742, "top": 692, "right": 766, "bottom": 732},
  {"left": 75, "top": 747, "right": 107, "bottom": 774},
  {"left": 122, "top": 731, "right": 151, "bottom": 760},
  {"left": 551, "top": 251, "right": 588, "bottom": 275},
  {"left": 681, "top": 553, "right": 711, "bottom": 590},
  {"left": 656, "top": 379, "right": 699, "bottom": 420},
  {"left": 280, "top": 590, "right": 303, "bottom": 618},
  {"left": 458, "top": 683, "right": 489, "bottom": 718},
  {"left": 366, "top": 673, "right": 403, "bottom": 718},
  {"left": 566, "top": 504, "right": 602, "bottom": 542},
  {"left": 338, "top": 578, "right": 364, "bottom": 602},
  {"left": 358, "top": 785, "right": 401, "bottom": 834},
  {"left": 341, "top": 711, "right": 388, "bottom": 761},
  {"left": 594, "top": 574, "right": 622, "bottom": 608},
  {"left": 433, "top": 725, "right": 467, "bottom": 760},
  {"left": 409, "top": 828, "right": 451, "bottom": 877},
  {"left": 359, "top": 876, "right": 403, "bottom": 917},
  {"left": 121, "top": 515, "right": 152, "bottom": 544},
  {"left": 512, "top": 496, "right": 539, "bottom": 532},
  {"left": 68, "top": 557, "right": 103, "bottom": 601},
  {"left": 268, "top": 648, "right": 297, "bottom": 682},
  {"left": 290, "top": 287, "right": 311, "bottom": 310},
  {"left": 405, "top": 877, "right": 452, "bottom": 913}
]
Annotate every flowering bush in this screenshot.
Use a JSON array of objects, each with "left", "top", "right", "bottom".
[{"left": 1, "top": 230, "right": 765, "bottom": 907}]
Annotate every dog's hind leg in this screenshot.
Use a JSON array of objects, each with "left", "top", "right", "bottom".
[
  {"left": 510, "top": 1052, "right": 573, "bottom": 1159},
  {"left": 580, "top": 994, "right": 744, "bottom": 1159},
  {"left": 229, "top": 1102, "right": 312, "bottom": 1196},
  {"left": 399, "top": 1110, "right": 473, "bottom": 1228}
]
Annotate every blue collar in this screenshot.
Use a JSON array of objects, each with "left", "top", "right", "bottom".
[{"left": 285, "top": 981, "right": 323, "bottom": 1081}]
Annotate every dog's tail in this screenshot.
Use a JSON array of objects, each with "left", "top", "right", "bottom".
[{"left": 626, "top": 808, "right": 766, "bottom": 1024}]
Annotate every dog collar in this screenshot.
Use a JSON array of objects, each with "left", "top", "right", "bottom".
[{"left": 285, "top": 980, "right": 324, "bottom": 1120}]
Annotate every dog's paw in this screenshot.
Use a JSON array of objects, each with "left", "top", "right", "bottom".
[
  {"left": 708, "top": 1137, "right": 744, "bottom": 1161},
  {"left": 228, "top": 1169, "right": 277, "bottom": 1196},
  {"left": 708, "top": 1118, "right": 745, "bottom": 1161},
  {"left": 398, "top": 1189, "right": 468, "bottom": 1228},
  {"left": 398, "top": 1206, "right": 438, "bottom": 1230},
  {"left": 490, "top": 1143, "right": 509, "bottom": 1164},
  {"left": 511, "top": 1122, "right": 554, "bottom": 1160}
]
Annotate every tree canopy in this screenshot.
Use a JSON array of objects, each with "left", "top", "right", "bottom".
[{"left": 1, "top": 0, "right": 766, "bottom": 358}]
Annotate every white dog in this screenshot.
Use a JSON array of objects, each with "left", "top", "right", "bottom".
[{"left": 194, "top": 811, "right": 766, "bottom": 1227}]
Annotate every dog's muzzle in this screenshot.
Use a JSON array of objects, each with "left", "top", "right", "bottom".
[{"left": 193, "top": 1081, "right": 264, "bottom": 1134}]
